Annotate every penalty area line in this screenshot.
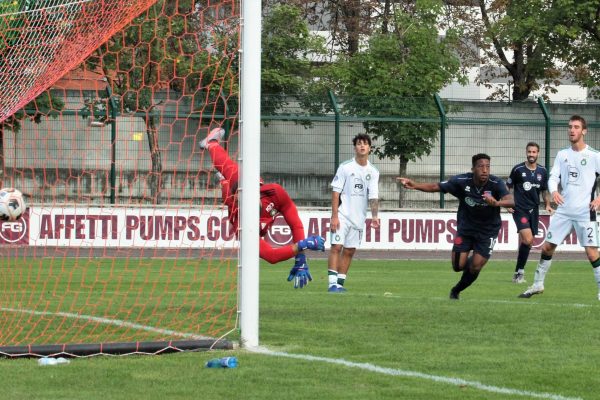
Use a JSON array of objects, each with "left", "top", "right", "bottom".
[{"left": 249, "top": 347, "right": 582, "bottom": 400}]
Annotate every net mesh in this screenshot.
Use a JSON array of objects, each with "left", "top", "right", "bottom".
[{"left": 0, "top": 0, "right": 240, "bottom": 355}]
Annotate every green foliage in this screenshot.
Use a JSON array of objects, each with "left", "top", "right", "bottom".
[
  {"left": 327, "top": 1, "right": 461, "bottom": 163},
  {"left": 87, "top": 0, "right": 238, "bottom": 115},
  {"left": 549, "top": 0, "right": 600, "bottom": 96},
  {"left": 446, "top": 0, "right": 571, "bottom": 100},
  {"left": 0, "top": 0, "right": 64, "bottom": 132},
  {"left": 261, "top": 4, "right": 326, "bottom": 116}
]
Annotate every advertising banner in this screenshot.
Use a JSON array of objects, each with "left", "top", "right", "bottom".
[{"left": 1, "top": 207, "right": 583, "bottom": 252}]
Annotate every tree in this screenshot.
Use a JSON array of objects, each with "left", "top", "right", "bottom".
[
  {"left": 444, "top": 0, "right": 569, "bottom": 101},
  {"left": 0, "top": 1, "right": 64, "bottom": 187},
  {"left": 548, "top": 1, "right": 600, "bottom": 97},
  {"left": 326, "top": 0, "right": 463, "bottom": 205},
  {"left": 273, "top": 0, "right": 396, "bottom": 57},
  {"left": 84, "top": 0, "right": 238, "bottom": 203},
  {"left": 261, "top": 4, "right": 325, "bottom": 116}
]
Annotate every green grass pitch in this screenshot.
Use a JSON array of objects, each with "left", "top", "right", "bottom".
[{"left": 0, "top": 258, "right": 597, "bottom": 400}]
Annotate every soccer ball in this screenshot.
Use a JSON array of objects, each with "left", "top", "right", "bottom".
[{"left": 0, "top": 188, "right": 26, "bottom": 221}]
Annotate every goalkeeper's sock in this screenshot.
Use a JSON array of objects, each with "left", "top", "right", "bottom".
[
  {"left": 337, "top": 274, "right": 346, "bottom": 287},
  {"left": 328, "top": 270, "right": 338, "bottom": 287}
]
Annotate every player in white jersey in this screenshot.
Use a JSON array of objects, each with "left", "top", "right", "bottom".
[
  {"left": 327, "top": 133, "right": 380, "bottom": 293},
  {"left": 520, "top": 115, "right": 600, "bottom": 300}
]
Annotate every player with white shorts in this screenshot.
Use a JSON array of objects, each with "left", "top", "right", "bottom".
[
  {"left": 519, "top": 115, "right": 600, "bottom": 300},
  {"left": 327, "top": 133, "right": 380, "bottom": 293},
  {"left": 329, "top": 213, "right": 363, "bottom": 249}
]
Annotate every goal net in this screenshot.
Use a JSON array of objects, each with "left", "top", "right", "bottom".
[{"left": 0, "top": 0, "right": 240, "bottom": 357}]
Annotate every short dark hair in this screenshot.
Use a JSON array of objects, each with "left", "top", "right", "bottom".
[
  {"left": 472, "top": 153, "right": 490, "bottom": 167},
  {"left": 526, "top": 141, "right": 540, "bottom": 151},
  {"left": 353, "top": 133, "right": 371, "bottom": 146},
  {"left": 570, "top": 115, "right": 587, "bottom": 130}
]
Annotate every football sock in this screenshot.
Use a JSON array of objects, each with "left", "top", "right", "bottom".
[
  {"left": 328, "top": 270, "right": 338, "bottom": 287},
  {"left": 515, "top": 243, "right": 531, "bottom": 272},
  {"left": 591, "top": 258, "right": 600, "bottom": 290},
  {"left": 533, "top": 253, "right": 552, "bottom": 287},
  {"left": 337, "top": 274, "right": 346, "bottom": 287},
  {"left": 453, "top": 267, "right": 480, "bottom": 293}
]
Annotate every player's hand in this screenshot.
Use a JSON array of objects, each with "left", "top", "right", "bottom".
[
  {"left": 397, "top": 177, "right": 412, "bottom": 188},
  {"left": 370, "top": 217, "right": 380, "bottom": 229},
  {"left": 287, "top": 254, "right": 313, "bottom": 289},
  {"left": 298, "top": 235, "right": 325, "bottom": 251},
  {"left": 552, "top": 191, "right": 564, "bottom": 206},
  {"left": 506, "top": 207, "right": 514, "bottom": 214},
  {"left": 482, "top": 193, "right": 498, "bottom": 207},
  {"left": 330, "top": 215, "right": 340, "bottom": 233}
]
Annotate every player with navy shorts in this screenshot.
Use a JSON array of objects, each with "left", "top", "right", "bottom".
[
  {"left": 506, "top": 142, "right": 551, "bottom": 283},
  {"left": 399, "top": 154, "right": 514, "bottom": 300}
]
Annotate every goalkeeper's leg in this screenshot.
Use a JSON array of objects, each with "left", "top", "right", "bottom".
[
  {"left": 259, "top": 239, "right": 296, "bottom": 264},
  {"left": 208, "top": 143, "right": 239, "bottom": 188}
]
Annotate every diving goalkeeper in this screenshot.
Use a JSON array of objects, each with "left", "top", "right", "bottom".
[{"left": 200, "top": 127, "right": 325, "bottom": 289}]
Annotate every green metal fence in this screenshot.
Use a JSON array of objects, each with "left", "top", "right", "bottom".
[{"left": 3, "top": 92, "right": 600, "bottom": 210}]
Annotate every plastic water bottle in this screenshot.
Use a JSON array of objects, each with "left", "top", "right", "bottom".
[
  {"left": 205, "top": 356, "right": 238, "bottom": 368},
  {"left": 38, "top": 357, "right": 58, "bottom": 366},
  {"left": 38, "top": 357, "right": 70, "bottom": 366}
]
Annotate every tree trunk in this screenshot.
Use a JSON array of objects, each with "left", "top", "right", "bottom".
[
  {"left": 341, "top": 1, "right": 361, "bottom": 55},
  {"left": 145, "top": 115, "right": 162, "bottom": 204},
  {"left": 397, "top": 155, "right": 408, "bottom": 208}
]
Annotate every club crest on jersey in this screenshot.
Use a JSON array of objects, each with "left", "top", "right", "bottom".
[
  {"left": 266, "top": 202, "right": 279, "bottom": 217},
  {"left": 537, "top": 173, "right": 542, "bottom": 181},
  {"left": 365, "top": 174, "right": 371, "bottom": 181},
  {"left": 465, "top": 185, "right": 471, "bottom": 192},
  {"left": 484, "top": 191, "right": 492, "bottom": 197},
  {"left": 581, "top": 159, "right": 587, "bottom": 166}
]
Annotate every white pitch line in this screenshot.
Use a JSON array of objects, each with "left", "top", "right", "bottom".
[
  {"left": 248, "top": 347, "right": 583, "bottom": 400},
  {"left": 0, "top": 307, "right": 209, "bottom": 340},
  {"left": 378, "top": 293, "right": 593, "bottom": 308}
]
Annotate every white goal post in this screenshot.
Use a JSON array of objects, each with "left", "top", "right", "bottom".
[{"left": 239, "top": 1, "right": 261, "bottom": 349}]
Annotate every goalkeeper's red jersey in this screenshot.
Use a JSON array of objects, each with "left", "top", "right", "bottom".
[
  {"left": 223, "top": 182, "right": 305, "bottom": 243},
  {"left": 208, "top": 142, "right": 305, "bottom": 246},
  {"left": 258, "top": 183, "right": 305, "bottom": 242}
]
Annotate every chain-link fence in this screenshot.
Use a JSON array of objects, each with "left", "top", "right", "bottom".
[{"left": 3, "top": 92, "right": 600, "bottom": 209}]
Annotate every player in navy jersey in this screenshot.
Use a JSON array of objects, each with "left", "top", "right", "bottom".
[
  {"left": 398, "top": 154, "right": 514, "bottom": 300},
  {"left": 506, "top": 142, "right": 552, "bottom": 283},
  {"left": 199, "top": 127, "right": 325, "bottom": 289}
]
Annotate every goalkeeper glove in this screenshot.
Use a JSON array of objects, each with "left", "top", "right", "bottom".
[
  {"left": 287, "top": 253, "right": 313, "bottom": 289},
  {"left": 297, "top": 235, "right": 325, "bottom": 252}
]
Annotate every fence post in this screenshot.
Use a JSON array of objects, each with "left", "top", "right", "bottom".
[
  {"left": 328, "top": 89, "right": 340, "bottom": 175},
  {"left": 106, "top": 84, "right": 118, "bottom": 205},
  {"left": 537, "top": 97, "right": 551, "bottom": 170},
  {"left": 434, "top": 94, "right": 446, "bottom": 209}
]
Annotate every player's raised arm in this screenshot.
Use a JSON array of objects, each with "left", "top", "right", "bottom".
[{"left": 397, "top": 177, "right": 441, "bottom": 193}]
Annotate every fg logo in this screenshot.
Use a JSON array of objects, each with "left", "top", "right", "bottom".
[
  {"left": 533, "top": 216, "right": 549, "bottom": 248},
  {"left": 0, "top": 219, "right": 27, "bottom": 243},
  {"left": 265, "top": 215, "right": 293, "bottom": 247}
]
